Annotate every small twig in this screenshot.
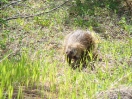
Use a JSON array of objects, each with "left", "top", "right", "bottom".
[
  {"left": 92, "top": 72, "right": 132, "bottom": 98},
  {"left": 0, "top": 0, "right": 22, "bottom": 10},
  {"left": 109, "top": 72, "right": 132, "bottom": 88},
  {"left": 3, "top": 0, "right": 70, "bottom": 21},
  {"left": 0, "top": 51, "right": 14, "bottom": 63}
]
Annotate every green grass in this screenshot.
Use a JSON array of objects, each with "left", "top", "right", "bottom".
[
  {"left": 0, "top": 38, "right": 132, "bottom": 99},
  {"left": 0, "top": 54, "right": 40, "bottom": 99},
  {"left": 0, "top": 0, "right": 132, "bottom": 98}
]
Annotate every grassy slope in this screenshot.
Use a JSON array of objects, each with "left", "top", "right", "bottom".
[{"left": 0, "top": 0, "right": 132, "bottom": 99}]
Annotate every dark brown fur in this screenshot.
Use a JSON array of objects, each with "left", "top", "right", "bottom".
[{"left": 64, "top": 30, "right": 97, "bottom": 69}]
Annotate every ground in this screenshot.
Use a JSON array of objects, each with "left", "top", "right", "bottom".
[{"left": 0, "top": 0, "right": 132, "bottom": 99}]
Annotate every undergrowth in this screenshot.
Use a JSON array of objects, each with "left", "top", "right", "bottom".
[
  {"left": 0, "top": 0, "right": 132, "bottom": 99},
  {"left": 0, "top": 38, "right": 132, "bottom": 98}
]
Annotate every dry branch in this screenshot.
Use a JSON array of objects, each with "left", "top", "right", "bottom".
[
  {"left": 0, "top": 0, "right": 22, "bottom": 10},
  {"left": 3, "top": 0, "right": 70, "bottom": 21}
]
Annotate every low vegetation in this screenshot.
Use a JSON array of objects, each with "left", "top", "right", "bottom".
[{"left": 0, "top": 0, "right": 132, "bottom": 99}]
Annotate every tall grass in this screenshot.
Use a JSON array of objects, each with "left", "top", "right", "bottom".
[
  {"left": 0, "top": 38, "right": 131, "bottom": 98},
  {"left": 0, "top": 54, "right": 40, "bottom": 99}
]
